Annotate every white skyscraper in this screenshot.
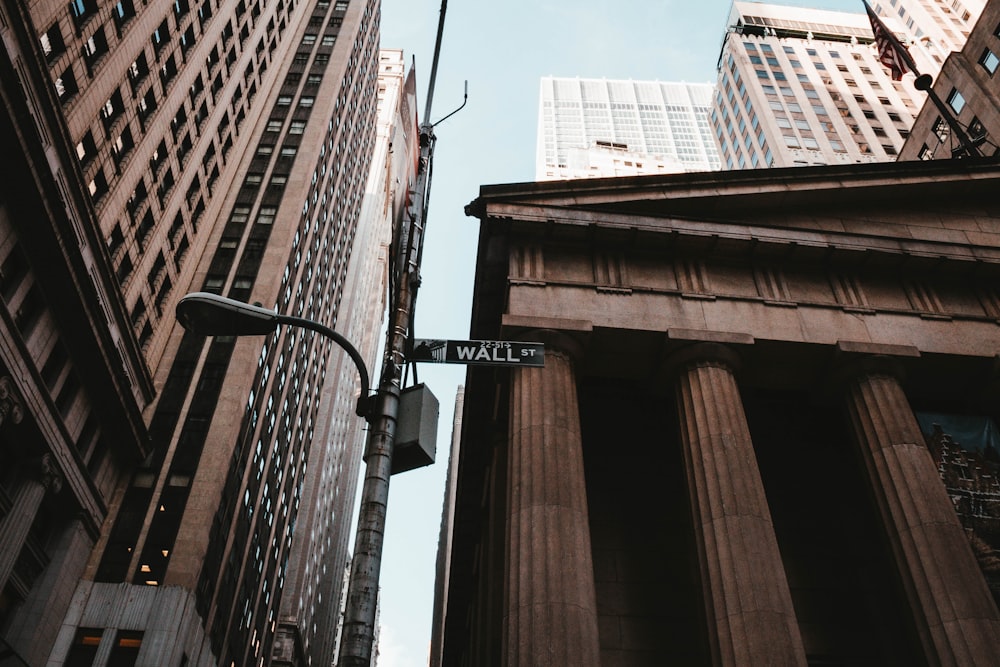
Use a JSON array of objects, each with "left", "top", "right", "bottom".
[
  {"left": 536, "top": 77, "right": 721, "bottom": 180},
  {"left": 712, "top": 1, "right": 930, "bottom": 169},
  {"left": 877, "top": 0, "right": 985, "bottom": 64}
]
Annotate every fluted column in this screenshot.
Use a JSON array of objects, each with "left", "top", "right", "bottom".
[
  {"left": 671, "top": 343, "right": 806, "bottom": 667},
  {"left": 0, "top": 453, "right": 62, "bottom": 591},
  {"left": 504, "top": 332, "right": 600, "bottom": 667},
  {"left": 843, "top": 359, "right": 1000, "bottom": 666}
]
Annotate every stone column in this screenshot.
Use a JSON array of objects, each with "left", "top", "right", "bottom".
[
  {"left": 504, "top": 332, "right": 600, "bottom": 667},
  {"left": 0, "top": 453, "right": 63, "bottom": 592},
  {"left": 843, "top": 359, "right": 1000, "bottom": 666},
  {"left": 671, "top": 343, "right": 806, "bottom": 667}
]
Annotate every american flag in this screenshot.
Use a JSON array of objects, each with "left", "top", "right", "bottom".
[{"left": 864, "top": 1, "right": 917, "bottom": 80}]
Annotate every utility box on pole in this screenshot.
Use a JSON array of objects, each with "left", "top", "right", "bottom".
[{"left": 392, "top": 383, "right": 438, "bottom": 475}]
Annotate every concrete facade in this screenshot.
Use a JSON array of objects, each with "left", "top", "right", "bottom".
[
  {"left": 536, "top": 78, "right": 720, "bottom": 180},
  {"left": 713, "top": 2, "right": 928, "bottom": 169},
  {"left": 440, "top": 159, "right": 1000, "bottom": 666},
  {"left": 899, "top": 0, "right": 1000, "bottom": 160}
]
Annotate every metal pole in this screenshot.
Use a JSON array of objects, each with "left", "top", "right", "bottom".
[
  {"left": 912, "top": 74, "right": 983, "bottom": 158},
  {"left": 337, "top": 0, "right": 449, "bottom": 660},
  {"left": 336, "top": 119, "right": 436, "bottom": 665}
]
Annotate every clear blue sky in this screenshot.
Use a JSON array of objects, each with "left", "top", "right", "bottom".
[{"left": 374, "top": 1, "right": 864, "bottom": 665}]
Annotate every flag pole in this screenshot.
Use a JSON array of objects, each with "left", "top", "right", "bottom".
[
  {"left": 911, "top": 75, "right": 983, "bottom": 158},
  {"left": 862, "top": 0, "right": 982, "bottom": 157}
]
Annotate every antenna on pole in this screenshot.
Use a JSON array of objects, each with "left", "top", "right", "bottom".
[{"left": 423, "top": 0, "right": 448, "bottom": 122}]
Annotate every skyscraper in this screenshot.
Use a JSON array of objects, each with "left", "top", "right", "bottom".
[
  {"left": 273, "top": 48, "right": 417, "bottom": 667},
  {"left": 536, "top": 77, "right": 720, "bottom": 180},
  {"left": 711, "top": 1, "right": 928, "bottom": 168},
  {"left": 0, "top": 0, "right": 405, "bottom": 663},
  {"left": 899, "top": 0, "right": 1000, "bottom": 159},
  {"left": 877, "top": 0, "right": 985, "bottom": 63}
]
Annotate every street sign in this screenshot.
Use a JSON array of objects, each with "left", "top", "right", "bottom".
[{"left": 409, "top": 339, "right": 545, "bottom": 367}]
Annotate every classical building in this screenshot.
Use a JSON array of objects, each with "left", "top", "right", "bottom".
[
  {"left": 536, "top": 78, "right": 720, "bottom": 180},
  {"left": 899, "top": 0, "right": 1000, "bottom": 159},
  {"left": 0, "top": 0, "right": 401, "bottom": 663},
  {"left": 712, "top": 1, "right": 928, "bottom": 168},
  {"left": 440, "top": 159, "right": 1000, "bottom": 666}
]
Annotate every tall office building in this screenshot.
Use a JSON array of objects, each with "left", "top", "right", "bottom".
[
  {"left": 711, "top": 1, "right": 928, "bottom": 168},
  {"left": 899, "top": 0, "right": 1000, "bottom": 159},
  {"left": 442, "top": 159, "right": 1000, "bottom": 666},
  {"left": 536, "top": 77, "right": 721, "bottom": 180},
  {"left": 273, "top": 48, "right": 417, "bottom": 667},
  {"left": 0, "top": 0, "right": 402, "bottom": 662},
  {"left": 875, "top": 0, "right": 985, "bottom": 63}
]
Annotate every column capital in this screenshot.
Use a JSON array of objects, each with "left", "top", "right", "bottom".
[
  {"left": 831, "top": 353, "right": 907, "bottom": 388},
  {"left": 37, "top": 453, "right": 63, "bottom": 495},
  {"left": 662, "top": 342, "right": 742, "bottom": 380},
  {"left": 0, "top": 376, "right": 25, "bottom": 428},
  {"left": 501, "top": 314, "right": 591, "bottom": 364},
  {"left": 516, "top": 328, "right": 585, "bottom": 365}
]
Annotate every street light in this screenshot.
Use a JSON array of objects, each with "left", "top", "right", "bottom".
[{"left": 175, "top": 291, "right": 372, "bottom": 419}]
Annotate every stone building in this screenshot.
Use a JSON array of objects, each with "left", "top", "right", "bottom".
[
  {"left": 899, "top": 0, "right": 1000, "bottom": 160},
  {"left": 0, "top": 0, "right": 397, "bottom": 662},
  {"left": 440, "top": 159, "right": 1000, "bottom": 666}
]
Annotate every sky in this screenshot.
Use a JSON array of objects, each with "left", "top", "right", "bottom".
[{"left": 373, "top": 1, "right": 864, "bottom": 665}]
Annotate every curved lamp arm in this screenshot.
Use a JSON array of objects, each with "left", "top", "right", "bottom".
[{"left": 176, "top": 292, "right": 373, "bottom": 420}]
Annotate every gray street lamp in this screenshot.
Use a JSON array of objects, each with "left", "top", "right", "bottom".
[{"left": 175, "top": 291, "right": 372, "bottom": 419}]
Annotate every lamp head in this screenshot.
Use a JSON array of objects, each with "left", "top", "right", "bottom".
[{"left": 176, "top": 292, "right": 279, "bottom": 336}]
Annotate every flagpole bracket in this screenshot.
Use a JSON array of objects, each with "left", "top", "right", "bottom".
[{"left": 914, "top": 74, "right": 934, "bottom": 91}]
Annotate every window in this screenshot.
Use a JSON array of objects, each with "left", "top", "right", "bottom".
[
  {"left": 979, "top": 48, "right": 999, "bottom": 75},
  {"left": 69, "top": 0, "right": 98, "bottom": 26},
  {"left": 159, "top": 53, "right": 178, "bottom": 88},
  {"left": 112, "top": 126, "right": 135, "bottom": 165},
  {"left": 137, "top": 88, "right": 158, "bottom": 124},
  {"left": 917, "top": 143, "right": 933, "bottom": 160},
  {"left": 947, "top": 88, "right": 966, "bottom": 114},
  {"left": 55, "top": 65, "right": 78, "bottom": 102},
  {"left": 64, "top": 628, "right": 103, "bottom": 667},
  {"left": 113, "top": 0, "right": 135, "bottom": 31},
  {"left": 969, "top": 116, "right": 986, "bottom": 140},
  {"left": 88, "top": 168, "right": 108, "bottom": 201},
  {"left": 150, "top": 138, "right": 168, "bottom": 173},
  {"left": 289, "top": 120, "right": 306, "bottom": 134},
  {"left": 127, "top": 54, "right": 149, "bottom": 93},
  {"left": 151, "top": 19, "right": 170, "bottom": 55},
  {"left": 100, "top": 89, "right": 125, "bottom": 130},
  {"left": 76, "top": 130, "right": 97, "bottom": 163},
  {"left": 299, "top": 97, "right": 314, "bottom": 107},
  {"left": 40, "top": 24, "right": 65, "bottom": 61},
  {"left": 106, "top": 630, "right": 143, "bottom": 667}
]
